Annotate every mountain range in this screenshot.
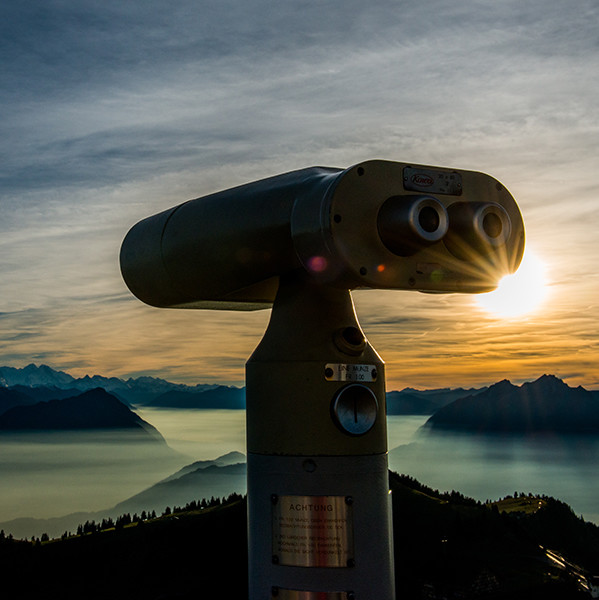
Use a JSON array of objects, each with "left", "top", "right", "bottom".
[
  {"left": 0, "top": 363, "right": 224, "bottom": 406},
  {"left": 426, "top": 374, "right": 599, "bottom": 434},
  {"left": 0, "top": 363, "right": 482, "bottom": 414},
  {"left": 386, "top": 385, "right": 487, "bottom": 415},
  {"left": 2, "top": 365, "right": 599, "bottom": 426}
]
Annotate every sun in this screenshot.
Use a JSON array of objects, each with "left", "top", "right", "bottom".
[{"left": 475, "top": 249, "right": 549, "bottom": 318}]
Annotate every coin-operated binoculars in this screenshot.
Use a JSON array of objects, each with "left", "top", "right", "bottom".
[{"left": 120, "top": 160, "right": 524, "bottom": 600}]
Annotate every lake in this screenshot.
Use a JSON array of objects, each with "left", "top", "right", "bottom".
[
  {"left": 0, "top": 409, "right": 597, "bottom": 527},
  {"left": 387, "top": 415, "right": 599, "bottom": 524}
]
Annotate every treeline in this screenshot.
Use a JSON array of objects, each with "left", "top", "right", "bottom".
[
  {"left": 2, "top": 474, "right": 598, "bottom": 599},
  {"left": 394, "top": 473, "right": 487, "bottom": 508},
  {"left": 393, "top": 473, "right": 587, "bottom": 516},
  {"left": 0, "top": 492, "right": 246, "bottom": 545}
]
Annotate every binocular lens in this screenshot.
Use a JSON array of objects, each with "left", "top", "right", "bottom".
[
  {"left": 444, "top": 201, "right": 512, "bottom": 260},
  {"left": 483, "top": 212, "right": 503, "bottom": 239},
  {"left": 377, "top": 195, "right": 448, "bottom": 257},
  {"left": 418, "top": 205, "right": 441, "bottom": 234}
]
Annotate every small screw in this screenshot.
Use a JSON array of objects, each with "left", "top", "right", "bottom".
[
  {"left": 347, "top": 592, "right": 356, "bottom": 600},
  {"left": 357, "top": 167, "right": 365, "bottom": 176},
  {"left": 347, "top": 558, "right": 355, "bottom": 568},
  {"left": 303, "top": 459, "right": 317, "bottom": 473},
  {"left": 271, "top": 494, "right": 278, "bottom": 505},
  {"left": 345, "top": 496, "right": 353, "bottom": 505},
  {"left": 325, "top": 367, "right": 334, "bottom": 379},
  {"left": 371, "top": 368, "right": 378, "bottom": 380},
  {"left": 272, "top": 586, "right": 280, "bottom": 597},
  {"left": 272, "top": 555, "right": 279, "bottom": 564}
]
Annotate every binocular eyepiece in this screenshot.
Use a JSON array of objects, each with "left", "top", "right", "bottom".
[
  {"left": 377, "top": 194, "right": 512, "bottom": 259},
  {"left": 120, "top": 159, "right": 524, "bottom": 310}
]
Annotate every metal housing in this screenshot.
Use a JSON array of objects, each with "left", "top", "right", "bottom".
[{"left": 120, "top": 160, "right": 525, "bottom": 310}]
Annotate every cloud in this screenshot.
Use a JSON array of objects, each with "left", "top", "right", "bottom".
[
  {"left": 2, "top": 0, "right": 597, "bottom": 196},
  {"left": 1, "top": 0, "right": 598, "bottom": 388}
]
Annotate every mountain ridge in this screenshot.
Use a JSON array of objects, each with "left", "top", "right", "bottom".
[
  {"left": 2, "top": 365, "right": 599, "bottom": 420},
  {"left": 0, "top": 363, "right": 222, "bottom": 406},
  {"left": 426, "top": 374, "right": 599, "bottom": 434},
  {"left": 0, "top": 388, "right": 165, "bottom": 441}
]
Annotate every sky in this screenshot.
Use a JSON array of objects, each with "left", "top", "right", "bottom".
[{"left": 1, "top": 0, "right": 598, "bottom": 391}]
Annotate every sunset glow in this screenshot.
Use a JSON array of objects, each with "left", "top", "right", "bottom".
[
  {"left": 475, "top": 250, "right": 549, "bottom": 318},
  {"left": 0, "top": 1, "right": 597, "bottom": 392}
]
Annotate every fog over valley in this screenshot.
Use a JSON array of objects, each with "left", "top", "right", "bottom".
[
  {"left": 1, "top": 365, "right": 598, "bottom": 539},
  {"left": 0, "top": 408, "right": 247, "bottom": 524}
]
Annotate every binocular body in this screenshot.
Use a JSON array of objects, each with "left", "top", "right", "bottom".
[{"left": 120, "top": 160, "right": 525, "bottom": 310}]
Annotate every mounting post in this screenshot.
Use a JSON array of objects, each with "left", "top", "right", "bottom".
[{"left": 246, "top": 277, "right": 395, "bottom": 599}]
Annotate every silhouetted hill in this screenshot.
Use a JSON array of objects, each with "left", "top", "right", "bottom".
[
  {"left": 426, "top": 374, "right": 599, "bottom": 434},
  {"left": 387, "top": 386, "right": 486, "bottom": 415},
  {"left": 0, "top": 496, "right": 248, "bottom": 600},
  {"left": 0, "top": 452, "right": 247, "bottom": 539},
  {"left": 0, "top": 388, "right": 164, "bottom": 440},
  {"left": 112, "top": 462, "right": 246, "bottom": 515},
  {"left": 2, "top": 474, "right": 598, "bottom": 599},
  {"left": 8, "top": 384, "right": 84, "bottom": 402},
  {"left": 0, "top": 386, "right": 38, "bottom": 415},
  {"left": 0, "top": 385, "right": 87, "bottom": 415},
  {"left": 145, "top": 385, "right": 245, "bottom": 409},
  {"left": 160, "top": 450, "right": 246, "bottom": 481},
  {"left": 389, "top": 472, "right": 599, "bottom": 598}
]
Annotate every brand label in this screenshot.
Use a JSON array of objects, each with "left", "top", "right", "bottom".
[
  {"left": 411, "top": 173, "right": 434, "bottom": 187},
  {"left": 404, "top": 166, "right": 463, "bottom": 195}
]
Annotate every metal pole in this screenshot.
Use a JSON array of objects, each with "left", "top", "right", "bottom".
[{"left": 246, "top": 276, "right": 395, "bottom": 600}]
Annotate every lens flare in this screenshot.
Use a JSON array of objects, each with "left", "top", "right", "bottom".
[
  {"left": 307, "top": 255, "right": 328, "bottom": 273},
  {"left": 475, "top": 249, "right": 548, "bottom": 318}
]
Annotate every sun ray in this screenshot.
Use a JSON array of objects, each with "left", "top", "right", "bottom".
[{"left": 474, "top": 249, "right": 549, "bottom": 318}]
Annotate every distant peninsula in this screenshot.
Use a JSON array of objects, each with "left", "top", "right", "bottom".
[
  {"left": 144, "top": 386, "right": 245, "bottom": 409},
  {"left": 425, "top": 374, "right": 599, "bottom": 434},
  {"left": 0, "top": 388, "right": 165, "bottom": 441}
]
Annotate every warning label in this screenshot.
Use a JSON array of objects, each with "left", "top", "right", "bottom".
[{"left": 272, "top": 495, "right": 354, "bottom": 568}]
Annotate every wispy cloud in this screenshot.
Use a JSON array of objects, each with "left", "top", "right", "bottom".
[{"left": 1, "top": 0, "right": 598, "bottom": 388}]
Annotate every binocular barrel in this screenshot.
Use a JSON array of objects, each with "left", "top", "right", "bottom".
[{"left": 120, "top": 160, "right": 524, "bottom": 309}]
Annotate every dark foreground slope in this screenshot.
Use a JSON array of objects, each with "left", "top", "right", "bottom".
[
  {"left": 390, "top": 472, "right": 598, "bottom": 599},
  {"left": 2, "top": 474, "right": 597, "bottom": 600},
  {"left": 1, "top": 498, "right": 248, "bottom": 600}
]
